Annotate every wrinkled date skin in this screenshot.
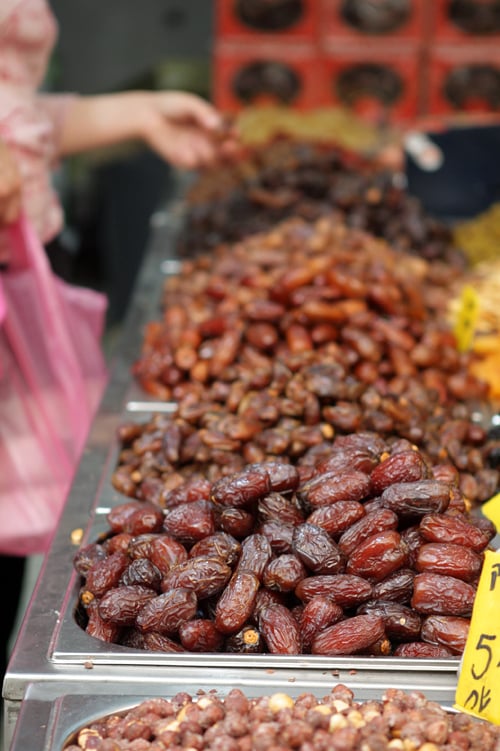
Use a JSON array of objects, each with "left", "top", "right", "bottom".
[
  {"left": 211, "top": 467, "right": 271, "bottom": 507},
  {"left": 346, "top": 530, "right": 408, "bottom": 582},
  {"left": 299, "top": 596, "right": 344, "bottom": 651},
  {"left": 419, "top": 513, "right": 491, "bottom": 552},
  {"left": 370, "top": 450, "right": 430, "bottom": 495},
  {"left": 292, "top": 523, "right": 344, "bottom": 574},
  {"left": 259, "top": 604, "right": 301, "bottom": 654},
  {"left": 161, "top": 557, "right": 232, "bottom": 599},
  {"left": 135, "top": 588, "right": 198, "bottom": 634},
  {"left": 357, "top": 600, "right": 421, "bottom": 642},
  {"left": 416, "top": 543, "right": 482, "bottom": 582},
  {"left": 215, "top": 571, "right": 260, "bottom": 634},
  {"left": 312, "top": 614, "right": 385, "bottom": 655},
  {"left": 411, "top": 573, "right": 476, "bottom": 616},
  {"left": 98, "top": 585, "right": 157, "bottom": 627},
  {"left": 381, "top": 481, "right": 451, "bottom": 518},
  {"left": 420, "top": 615, "right": 470, "bottom": 655}
]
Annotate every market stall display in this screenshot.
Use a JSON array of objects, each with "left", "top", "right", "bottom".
[{"left": 4, "top": 131, "right": 500, "bottom": 749}]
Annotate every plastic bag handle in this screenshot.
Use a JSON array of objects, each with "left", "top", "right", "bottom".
[{"left": 6, "top": 213, "right": 51, "bottom": 272}]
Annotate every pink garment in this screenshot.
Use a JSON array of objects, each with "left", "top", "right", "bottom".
[{"left": 0, "top": 0, "right": 74, "bottom": 250}]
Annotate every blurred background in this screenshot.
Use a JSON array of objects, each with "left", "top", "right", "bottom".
[{"left": 47, "top": 0, "right": 500, "bottom": 329}]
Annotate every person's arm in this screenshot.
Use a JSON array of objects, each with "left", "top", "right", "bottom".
[
  {"left": 0, "top": 137, "right": 21, "bottom": 227},
  {"left": 39, "top": 90, "right": 237, "bottom": 170}
]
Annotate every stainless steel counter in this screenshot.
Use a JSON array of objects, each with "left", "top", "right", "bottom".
[{"left": 2, "top": 204, "right": 463, "bottom": 749}]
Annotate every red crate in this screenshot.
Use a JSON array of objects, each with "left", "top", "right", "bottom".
[
  {"left": 321, "top": 42, "right": 424, "bottom": 122},
  {"left": 426, "top": 44, "right": 500, "bottom": 115},
  {"left": 320, "top": 0, "right": 430, "bottom": 43},
  {"left": 215, "top": 0, "right": 320, "bottom": 42},
  {"left": 212, "top": 41, "right": 326, "bottom": 113},
  {"left": 430, "top": 0, "right": 500, "bottom": 42}
]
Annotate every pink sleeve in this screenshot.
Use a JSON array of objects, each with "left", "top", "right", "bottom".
[{"left": 35, "top": 93, "right": 77, "bottom": 163}]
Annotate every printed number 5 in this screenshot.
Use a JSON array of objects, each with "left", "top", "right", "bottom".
[{"left": 471, "top": 634, "right": 496, "bottom": 681}]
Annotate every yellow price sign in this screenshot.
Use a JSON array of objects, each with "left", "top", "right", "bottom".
[
  {"left": 482, "top": 493, "right": 500, "bottom": 532},
  {"left": 453, "top": 285, "right": 479, "bottom": 353},
  {"left": 455, "top": 549, "right": 500, "bottom": 723}
]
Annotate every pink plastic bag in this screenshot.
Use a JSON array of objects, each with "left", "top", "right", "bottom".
[{"left": 0, "top": 217, "right": 108, "bottom": 556}]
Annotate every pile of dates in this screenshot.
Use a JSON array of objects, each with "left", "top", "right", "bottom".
[
  {"left": 64, "top": 685, "right": 500, "bottom": 751},
  {"left": 180, "top": 137, "right": 459, "bottom": 265},
  {"left": 75, "top": 437, "right": 496, "bottom": 656},
  {"left": 128, "top": 217, "right": 499, "bottom": 505}
]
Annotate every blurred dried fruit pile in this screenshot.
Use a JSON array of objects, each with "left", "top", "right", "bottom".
[
  {"left": 181, "top": 137, "right": 459, "bottom": 265},
  {"left": 129, "top": 216, "right": 498, "bottom": 505},
  {"left": 64, "top": 685, "right": 500, "bottom": 751}
]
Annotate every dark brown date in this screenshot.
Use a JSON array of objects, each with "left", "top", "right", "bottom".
[
  {"left": 416, "top": 543, "right": 482, "bottom": 582},
  {"left": 215, "top": 570, "right": 260, "bottom": 634},
  {"left": 163, "top": 477, "right": 212, "bottom": 508},
  {"left": 218, "top": 507, "right": 255, "bottom": 538},
  {"left": 338, "top": 508, "right": 398, "bottom": 557},
  {"left": 380, "top": 480, "right": 451, "bottom": 518},
  {"left": 252, "top": 588, "right": 287, "bottom": 622},
  {"left": 371, "top": 568, "right": 415, "bottom": 604},
  {"left": 105, "top": 533, "right": 132, "bottom": 555},
  {"left": 178, "top": 619, "right": 225, "bottom": 652},
  {"left": 98, "top": 585, "right": 156, "bottom": 626},
  {"left": 149, "top": 535, "right": 188, "bottom": 574},
  {"left": 263, "top": 462, "right": 300, "bottom": 493},
  {"left": 420, "top": 615, "right": 470, "bottom": 655},
  {"left": 189, "top": 532, "right": 241, "bottom": 566},
  {"left": 107, "top": 501, "right": 144, "bottom": 533},
  {"left": 262, "top": 554, "right": 307, "bottom": 592},
  {"left": 316, "top": 447, "right": 378, "bottom": 475},
  {"left": 357, "top": 600, "right": 421, "bottom": 642},
  {"left": 73, "top": 543, "right": 107, "bottom": 576},
  {"left": 370, "top": 450, "right": 429, "bottom": 495},
  {"left": 108, "top": 502, "right": 164, "bottom": 536},
  {"left": 85, "top": 600, "right": 121, "bottom": 643},
  {"left": 85, "top": 552, "right": 129, "bottom": 598},
  {"left": 346, "top": 530, "right": 408, "bottom": 582},
  {"left": 163, "top": 499, "right": 215, "bottom": 543},
  {"left": 306, "top": 501, "right": 365, "bottom": 538},
  {"left": 419, "top": 513, "right": 491, "bottom": 552},
  {"left": 161, "top": 557, "right": 232, "bottom": 599},
  {"left": 119, "top": 559, "right": 162, "bottom": 590},
  {"left": 292, "top": 523, "right": 344, "bottom": 574},
  {"left": 411, "top": 573, "right": 476, "bottom": 616},
  {"left": 211, "top": 467, "right": 271, "bottom": 507},
  {"left": 142, "top": 632, "right": 186, "bottom": 652},
  {"left": 126, "top": 534, "right": 157, "bottom": 561},
  {"left": 393, "top": 642, "right": 454, "bottom": 658},
  {"left": 259, "top": 604, "right": 301, "bottom": 654},
  {"left": 257, "top": 492, "right": 304, "bottom": 525},
  {"left": 295, "top": 574, "right": 373, "bottom": 608},
  {"left": 300, "top": 470, "right": 370, "bottom": 508},
  {"left": 136, "top": 588, "right": 198, "bottom": 634},
  {"left": 299, "top": 596, "right": 344, "bottom": 651},
  {"left": 312, "top": 614, "right": 385, "bottom": 655},
  {"left": 235, "top": 534, "right": 272, "bottom": 579},
  {"left": 257, "top": 520, "right": 294, "bottom": 554}
]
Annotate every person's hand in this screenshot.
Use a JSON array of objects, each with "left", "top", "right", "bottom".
[
  {"left": 0, "top": 138, "right": 22, "bottom": 227},
  {"left": 137, "top": 91, "right": 241, "bottom": 170}
]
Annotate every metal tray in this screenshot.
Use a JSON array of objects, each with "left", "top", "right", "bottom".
[
  {"left": 1, "top": 198, "right": 469, "bottom": 747},
  {"left": 10, "top": 675, "right": 462, "bottom": 751}
]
